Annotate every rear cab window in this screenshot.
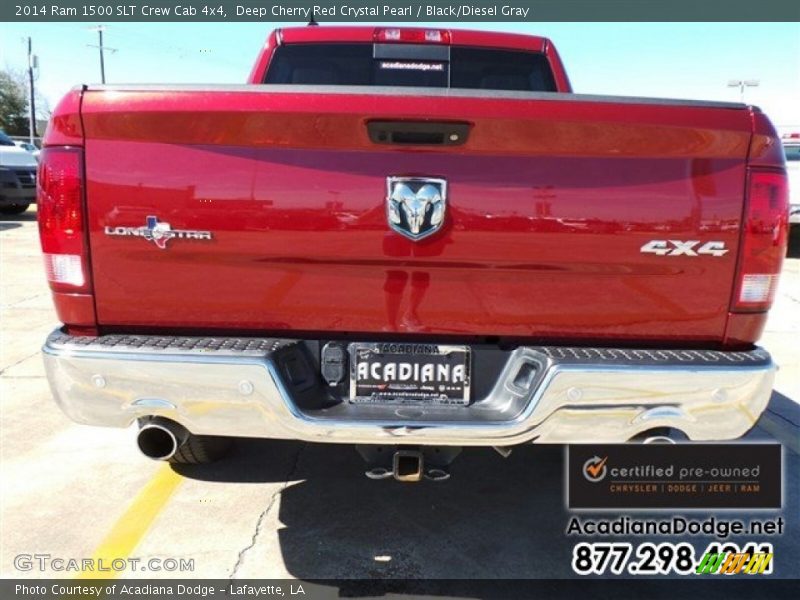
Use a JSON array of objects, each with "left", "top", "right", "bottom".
[{"left": 263, "top": 43, "right": 557, "bottom": 92}]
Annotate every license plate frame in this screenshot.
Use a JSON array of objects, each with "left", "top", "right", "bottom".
[{"left": 348, "top": 342, "right": 471, "bottom": 405}]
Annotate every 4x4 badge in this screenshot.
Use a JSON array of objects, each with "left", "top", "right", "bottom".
[
  {"left": 104, "top": 216, "right": 213, "bottom": 250},
  {"left": 640, "top": 240, "right": 728, "bottom": 257}
]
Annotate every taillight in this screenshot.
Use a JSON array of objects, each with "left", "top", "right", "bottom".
[
  {"left": 37, "top": 147, "right": 89, "bottom": 292},
  {"left": 373, "top": 28, "right": 451, "bottom": 44},
  {"left": 732, "top": 169, "right": 789, "bottom": 311}
]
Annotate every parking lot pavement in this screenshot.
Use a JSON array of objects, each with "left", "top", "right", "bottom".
[
  {"left": 1, "top": 210, "right": 799, "bottom": 583},
  {"left": 762, "top": 233, "right": 800, "bottom": 408}
]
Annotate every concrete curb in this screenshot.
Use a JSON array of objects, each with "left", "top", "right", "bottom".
[{"left": 758, "top": 392, "right": 800, "bottom": 454}]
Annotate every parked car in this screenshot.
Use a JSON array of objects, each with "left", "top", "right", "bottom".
[
  {"left": 783, "top": 133, "right": 800, "bottom": 229},
  {"left": 36, "top": 27, "right": 789, "bottom": 480},
  {"left": 0, "top": 130, "right": 37, "bottom": 215},
  {"left": 14, "top": 140, "right": 41, "bottom": 161}
]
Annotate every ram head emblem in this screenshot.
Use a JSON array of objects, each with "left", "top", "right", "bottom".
[{"left": 386, "top": 177, "right": 447, "bottom": 241}]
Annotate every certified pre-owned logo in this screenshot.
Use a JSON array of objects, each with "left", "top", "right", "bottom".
[
  {"left": 386, "top": 176, "right": 447, "bottom": 241},
  {"left": 104, "top": 216, "right": 212, "bottom": 250},
  {"left": 583, "top": 455, "right": 609, "bottom": 482}
]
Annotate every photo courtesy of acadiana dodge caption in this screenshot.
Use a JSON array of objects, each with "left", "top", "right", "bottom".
[{"left": 37, "top": 26, "right": 789, "bottom": 482}]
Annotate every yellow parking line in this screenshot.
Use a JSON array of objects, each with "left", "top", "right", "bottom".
[{"left": 77, "top": 464, "right": 183, "bottom": 580}]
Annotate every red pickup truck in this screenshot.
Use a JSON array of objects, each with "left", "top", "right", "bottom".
[{"left": 38, "top": 26, "right": 789, "bottom": 481}]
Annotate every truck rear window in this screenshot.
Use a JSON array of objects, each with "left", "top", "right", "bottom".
[{"left": 264, "top": 44, "right": 557, "bottom": 92}]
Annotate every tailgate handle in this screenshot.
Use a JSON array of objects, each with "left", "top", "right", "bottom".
[{"left": 367, "top": 121, "right": 471, "bottom": 146}]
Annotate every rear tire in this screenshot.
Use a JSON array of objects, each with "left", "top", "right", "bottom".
[
  {"left": 0, "top": 203, "right": 30, "bottom": 215},
  {"left": 170, "top": 435, "right": 233, "bottom": 464},
  {"left": 631, "top": 428, "right": 688, "bottom": 444}
]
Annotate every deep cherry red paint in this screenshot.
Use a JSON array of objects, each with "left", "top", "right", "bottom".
[
  {"left": 41, "top": 88, "right": 83, "bottom": 146},
  {"left": 40, "top": 27, "right": 787, "bottom": 347}
]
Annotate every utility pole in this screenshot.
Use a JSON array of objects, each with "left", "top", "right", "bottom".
[
  {"left": 88, "top": 26, "right": 117, "bottom": 84},
  {"left": 27, "top": 37, "right": 37, "bottom": 143},
  {"left": 727, "top": 79, "right": 760, "bottom": 103},
  {"left": 98, "top": 27, "right": 105, "bottom": 83}
]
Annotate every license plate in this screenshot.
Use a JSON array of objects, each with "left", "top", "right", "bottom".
[{"left": 349, "top": 343, "right": 471, "bottom": 405}]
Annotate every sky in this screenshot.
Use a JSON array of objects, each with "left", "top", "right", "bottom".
[{"left": 1, "top": 21, "right": 799, "bottom": 132}]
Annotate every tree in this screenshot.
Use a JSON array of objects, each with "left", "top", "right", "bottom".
[{"left": 0, "top": 69, "right": 29, "bottom": 135}]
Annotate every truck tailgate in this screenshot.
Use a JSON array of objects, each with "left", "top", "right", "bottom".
[{"left": 81, "top": 86, "right": 752, "bottom": 343}]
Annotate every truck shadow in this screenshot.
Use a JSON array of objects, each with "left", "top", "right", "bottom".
[
  {"left": 274, "top": 444, "right": 573, "bottom": 579},
  {"left": 174, "top": 392, "right": 798, "bottom": 586},
  {"left": 178, "top": 442, "right": 575, "bottom": 578}
]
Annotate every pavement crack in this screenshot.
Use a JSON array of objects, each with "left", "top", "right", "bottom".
[
  {"left": 227, "top": 443, "right": 306, "bottom": 580},
  {"left": 3, "top": 292, "right": 48, "bottom": 308},
  {"left": 783, "top": 294, "right": 800, "bottom": 306},
  {"left": 0, "top": 349, "right": 41, "bottom": 376}
]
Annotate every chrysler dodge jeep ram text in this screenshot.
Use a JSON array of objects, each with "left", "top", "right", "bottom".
[{"left": 38, "top": 27, "right": 789, "bottom": 480}]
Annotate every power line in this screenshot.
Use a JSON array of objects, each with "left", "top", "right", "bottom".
[{"left": 110, "top": 26, "right": 244, "bottom": 69}]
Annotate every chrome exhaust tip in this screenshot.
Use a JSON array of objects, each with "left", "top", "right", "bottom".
[
  {"left": 393, "top": 450, "right": 424, "bottom": 482},
  {"left": 137, "top": 417, "right": 188, "bottom": 461}
]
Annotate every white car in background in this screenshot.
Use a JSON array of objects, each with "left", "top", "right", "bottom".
[
  {"left": 14, "top": 140, "right": 41, "bottom": 161},
  {"left": 0, "top": 130, "right": 38, "bottom": 215},
  {"left": 784, "top": 134, "right": 800, "bottom": 228}
]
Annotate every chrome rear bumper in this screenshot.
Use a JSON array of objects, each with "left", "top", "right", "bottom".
[{"left": 42, "top": 329, "right": 776, "bottom": 445}]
